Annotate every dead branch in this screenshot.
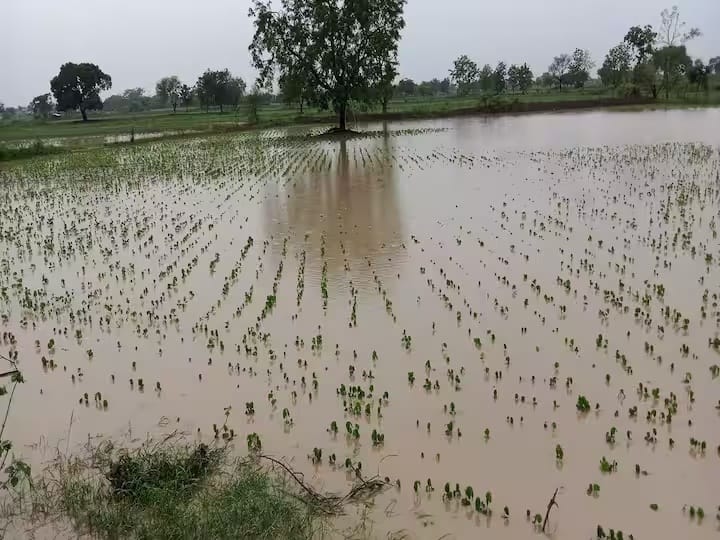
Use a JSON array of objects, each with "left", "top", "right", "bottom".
[
  {"left": 542, "top": 487, "right": 561, "bottom": 533},
  {"left": 257, "top": 454, "right": 390, "bottom": 516}
]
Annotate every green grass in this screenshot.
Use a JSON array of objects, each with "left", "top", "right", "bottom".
[{"left": 30, "top": 439, "right": 318, "bottom": 540}]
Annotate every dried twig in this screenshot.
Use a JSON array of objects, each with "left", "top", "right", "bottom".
[
  {"left": 257, "top": 454, "right": 390, "bottom": 516},
  {"left": 542, "top": 487, "right": 561, "bottom": 533}
]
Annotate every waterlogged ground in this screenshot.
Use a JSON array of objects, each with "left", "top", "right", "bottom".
[{"left": 1, "top": 109, "right": 719, "bottom": 539}]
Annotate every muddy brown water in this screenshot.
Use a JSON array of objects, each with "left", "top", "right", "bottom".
[{"left": 1, "top": 108, "right": 719, "bottom": 539}]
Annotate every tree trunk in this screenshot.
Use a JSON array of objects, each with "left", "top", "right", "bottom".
[
  {"left": 299, "top": 97, "right": 303, "bottom": 114},
  {"left": 80, "top": 107, "right": 88, "bottom": 122},
  {"left": 382, "top": 96, "right": 388, "bottom": 114},
  {"left": 172, "top": 103, "right": 177, "bottom": 113},
  {"left": 338, "top": 103, "right": 347, "bottom": 131},
  {"left": 219, "top": 103, "right": 223, "bottom": 113}
]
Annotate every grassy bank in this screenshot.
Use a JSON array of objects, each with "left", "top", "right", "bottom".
[
  {"left": 1, "top": 89, "right": 718, "bottom": 162},
  {"left": 7, "top": 433, "right": 389, "bottom": 539},
  {"left": 21, "top": 438, "right": 321, "bottom": 539}
]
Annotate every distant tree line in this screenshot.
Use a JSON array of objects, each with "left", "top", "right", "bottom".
[
  {"left": 448, "top": 56, "right": 535, "bottom": 96},
  {"left": 3, "top": 4, "right": 717, "bottom": 124}
]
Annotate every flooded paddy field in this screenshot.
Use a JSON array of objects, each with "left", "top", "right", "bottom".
[{"left": 1, "top": 108, "right": 719, "bottom": 539}]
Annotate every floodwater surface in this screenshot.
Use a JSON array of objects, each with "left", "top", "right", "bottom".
[{"left": 1, "top": 108, "right": 719, "bottom": 539}]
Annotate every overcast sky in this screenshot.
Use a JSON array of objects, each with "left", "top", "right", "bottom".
[{"left": 1, "top": 0, "right": 718, "bottom": 106}]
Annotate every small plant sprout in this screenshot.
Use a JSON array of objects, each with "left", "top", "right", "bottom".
[{"left": 576, "top": 395, "right": 591, "bottom": 412}]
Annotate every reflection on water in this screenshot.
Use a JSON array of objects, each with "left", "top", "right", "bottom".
[{"left": 263, "top": 132, "right": 406, "bottom": 289}]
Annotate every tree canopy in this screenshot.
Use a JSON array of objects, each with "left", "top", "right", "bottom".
[
  {"left": 449, "top": 55, "right": 479, "bottom": 96},
  {"left": 30, "top": 93, "right": 54, "bottom": 118},
  {"left": 50, "top": 62, "right": 112, "bottom": 121},
  {"left": 156, "top": 76, "right": 182, "bottom": 112},
  {"left": 598, "top": 44, "right": 632, "bottom": 88},
  {"left": 567, "top": 48, "right": 594, "bottom": 88},
  {"left": 249, "top": 0, "right": 406, "bottom": 130},
  {"left": 548, "top": 54, "right": 572, "bottom": 90},
  {"left": 179, "top": 84, "right": 194, "bottom": 112},
  {"left": 195, "top": 69, "right": 245, "bottom": 113}
]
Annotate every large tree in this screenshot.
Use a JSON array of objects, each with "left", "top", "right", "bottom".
[
  {"left": 598, "top": 44, "right": 632, "bottom": 88},
  {"left": 249, "top": 0, "right": 406, "bottom": 131},
  {"left": 548, "top": 54, "right": 572, "bottom": 90},
  {"left": 29, "top": 93, "right": 54, "bottom": 118},
  {"left": 156, "top": 76, "right": 182, "bottom": 112},
  {"left": 50, "top": 62, "right": 111, "bottom": 121},
  {"left": 450, "top": 55, "right": 479, "bottom": 96}
]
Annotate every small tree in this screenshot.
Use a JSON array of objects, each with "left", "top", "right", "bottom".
[
  {"left": 376, "top": 59, "right": 397, "bottom": 113},
  {"left": 279, "top": 66, "right": 307, "bottom": 112},
  {"left": 155, "top": 76, "right": 182, "bottom": 112},
  {"left": 598, "top": 44, "right": 632, "bottom": 89},
  {"left": 195, "top": 69, "right": 235, "bottom": 113},
  {"left": 567, "top": 49, "right": 594, "bottom": 88},
  {"left": 507, "top": 65, "right": 518, "bottom": 93},
  {"left": 624, "top": 25, "right": 657, "bottom": 63},
  {"left": 226, "top": 77, "right": 247, "bottom": 111},
  {"left": 246, "top": 86, "right": 261, "bottom": 124},
  {"left": 397, "top": 78, "right": 417, "bottom": 97},
  {"left": 517, "top": 63, "right": 534, "bottom": 93},
  {"left": 450, "top": 55, "right": 479, "bottom": 96},
  {"left": 478, "top": 64, "right": 494, "bottom": 94},
  {"left": 709, "top": 56, "right": 720, "bottom": 75},
  {"left": 179, "top": 84, "right": 193, "bottom": 112},
  {"left": 548, "top": 54, "right": 572, "bottom": 90},
  {"left": 122, "top": 88, "right": 150, "bottom": 112},
  {"left": 439, "top": 78, "right": 450, "bottom": 94},
  {"left": 30, "top": 93, "right": 54, "bottom": 118},
  {"left": 687, "top": 59, "right": 710, "bottom": 91},
  {"left": 493, "top": 61, "right": 507, "bottom": 94},
  {"left": 50, "top": 62, "right": 112, "bottom": 121}
]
